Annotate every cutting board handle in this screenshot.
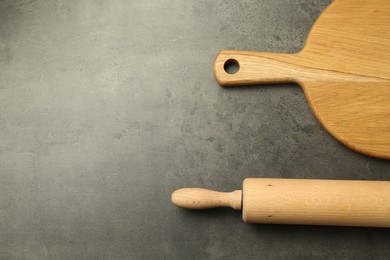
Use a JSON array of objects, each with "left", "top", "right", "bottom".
[
  {"left": 172, "top": 188, "right": 242, "bottom": 210},
  {"left": 214, "top": 50, "right": 303, "bottom": 86}
]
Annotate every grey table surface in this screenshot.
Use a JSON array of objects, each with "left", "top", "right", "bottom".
[{"left": 1, "top": 0, "right": 390, "bottom": 259}]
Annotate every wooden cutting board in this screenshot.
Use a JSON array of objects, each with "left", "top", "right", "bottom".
[{"left": 214, "top": 0, "right": 390, "bottom": 159}]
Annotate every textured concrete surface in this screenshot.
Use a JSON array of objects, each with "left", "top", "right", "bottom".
[{"left": 1, "top": 0, "right": 389, "bottom": 259}]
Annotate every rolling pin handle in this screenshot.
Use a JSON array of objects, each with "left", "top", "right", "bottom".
[{"left": 171, "top": 188, "right": 242, "bottom": 210}]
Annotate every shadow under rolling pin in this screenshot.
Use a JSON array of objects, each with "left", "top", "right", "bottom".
[{"left": 172, "top": 178, "right": 390, "bottom": 228}]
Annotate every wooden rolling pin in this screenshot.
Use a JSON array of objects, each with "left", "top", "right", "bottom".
[{"left": 172, "top": 178, "right": 390, "bottom": 227}]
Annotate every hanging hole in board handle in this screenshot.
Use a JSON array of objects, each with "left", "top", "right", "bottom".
[{"left": 224, "top": 59, "right": 240, "bottom": 74}]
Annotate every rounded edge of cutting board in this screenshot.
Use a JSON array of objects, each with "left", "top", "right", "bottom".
[
  {"left": 302, "top": 86, "right": 390, "bottom": 160},
  {"left": 297, "top": 0, "right": 390, "bottom": 160},
  {"left": 299, "top": 0, "right": 334, "bottom": 54}
]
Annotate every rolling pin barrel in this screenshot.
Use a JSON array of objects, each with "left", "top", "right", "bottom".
[{"left": 242, "top": 178, "right": 390, "bottom": 227}]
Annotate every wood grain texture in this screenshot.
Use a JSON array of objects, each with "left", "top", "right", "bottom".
[
  {"left": 171, "top": 188, "right": 242, "bottom": 210},
  {"left": 242, "top": 178, "right": 390, "bottom": 227},
  {"left": 214, "top": 0, "right": 390, "bottom": 159}
]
